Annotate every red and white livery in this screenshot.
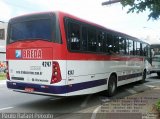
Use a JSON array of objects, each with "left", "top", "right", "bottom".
[{"left": 6, "top": 11, "right": 151, "bottom": 96}]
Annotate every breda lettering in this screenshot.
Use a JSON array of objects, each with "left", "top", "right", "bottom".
[{"left": 23, "top": 49, "right": 42, "bottom": 59}]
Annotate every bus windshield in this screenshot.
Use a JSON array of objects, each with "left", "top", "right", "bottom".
[{"left": 9, "top": 19, "right": 52, "bottom": 42}]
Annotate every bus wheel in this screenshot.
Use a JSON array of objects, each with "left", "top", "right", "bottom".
[
  {"left": 107, "top": 75, "right": 117, "bottom": 97},
  {"left": 157, "top": 72, "right": 160, "bottom": 77},
  {"left": 140, "top": 70, "right": 146, "bottom": 83}
]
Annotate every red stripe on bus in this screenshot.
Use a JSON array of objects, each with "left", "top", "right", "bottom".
[
  {"left": 7, "top": 49, "right": 143, "bottom": 61},
  {"left": 6, "top": 41, "right": 144, "bottom": 61}
]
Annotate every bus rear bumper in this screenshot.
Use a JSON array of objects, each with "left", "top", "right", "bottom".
[
  {"left": 7, "top": 79, "right": 107, "bottom": 96},
  {"left": 6, "top": 81, "right": 67, "bottom": 96}
]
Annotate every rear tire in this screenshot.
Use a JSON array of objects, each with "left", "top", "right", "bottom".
[
  {"left": 107, "top": 75, "right": 117, "bottom": 97},
  {"left": 140, "top": 70, "right": 146, "bottom": 83}
]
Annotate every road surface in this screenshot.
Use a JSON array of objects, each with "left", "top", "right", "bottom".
[{"left": 0, "top": 74, "right": 159, "bottom": 119}]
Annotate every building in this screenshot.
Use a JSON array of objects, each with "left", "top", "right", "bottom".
[{"left": 0, "top": 21, "right": 8, "bottom": 61}]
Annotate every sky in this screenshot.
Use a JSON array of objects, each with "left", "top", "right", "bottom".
[{"left": 0, "top": 0, "right": 160, "bottom": 44}]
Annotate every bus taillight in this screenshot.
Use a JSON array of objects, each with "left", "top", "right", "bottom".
[
  {"left": 50, "top": 61, "right": 62, "bottom": 84},
  {"left": 6, "top": 61, "right": 10, "bottom": 80}
]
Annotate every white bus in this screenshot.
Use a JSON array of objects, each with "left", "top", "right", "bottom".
[
  {"left": 6, "top": 11, "right": 151, "bottom": 96},
  {"left": 151, "top": 44, "right": 160, "bottom": 77}
]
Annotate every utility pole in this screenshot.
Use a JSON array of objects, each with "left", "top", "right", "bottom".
[{"left": 102, "top": 0, "right": 121, "bottom": 5}]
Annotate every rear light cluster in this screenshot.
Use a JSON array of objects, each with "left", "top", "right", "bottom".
[
  {"left": 6, "top": 61, "right": 10, "bottom": 80},
  {"left": 50, "top": 61, "right": 62, "bottom": 84}
]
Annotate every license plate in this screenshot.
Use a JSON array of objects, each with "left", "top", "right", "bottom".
[{"left": 25, "top": 88, "right": 34, "bottom": 93}]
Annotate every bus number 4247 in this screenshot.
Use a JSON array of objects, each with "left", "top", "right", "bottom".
[{"left": 42, "top": 61, "right": 51, "bottom": 67}]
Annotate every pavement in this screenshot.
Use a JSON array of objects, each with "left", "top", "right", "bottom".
[
  {"left": 0, "top": 80, "right": 6, "bottom": 85},
  {"left": 95, "top": 75, "right": 160, "bottom": 119},
  {"left": 55, "top": 89, "right": 160, "bottom": 119},
  {"left": 55, "top": 76, "right": 160, "bottom": 119},
  {"left": 94, "top": 88, "right": 160, "bottom": 119}
]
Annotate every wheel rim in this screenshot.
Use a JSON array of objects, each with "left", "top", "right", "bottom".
[{"left": 109, "top": 81, "right": 116, "bottom": 94}]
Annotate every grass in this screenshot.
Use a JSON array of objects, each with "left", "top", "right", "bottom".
[
  {"left": 156, "top": 99, "right": 160, "bottom": 112},
  {"left": 0, "top": 73, "right": 6, "bottom": 80}
]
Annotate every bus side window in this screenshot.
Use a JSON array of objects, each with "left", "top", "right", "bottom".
[
  {"left": 136, "top": 42, "right": 141, "bottom": 56},
  {"left": 97, "top": 31, "right": 105, "bottom": 52},
  {"left": 107, "top": 34, "right": 114, "bottom": 54},
  {"left": 68, "top": 22, "right": 81, "bottom": 51},
  {"left": 114, "top": 36, "right": 119, "bottom": 54},
  {"left": 82, "top": 27, "right": 87, "bottom": 51},
  {"left": 87, "top": 27, "right": 97, "bottom": 52},
  {"left": 119, "top": 37, "right": 125, "bottom": 55},
  {"left": 103, "top": 33, "right": 108, "bottom": 53},
  {"left": 126, "top": 39, "right": 129, "bottom": 55},
  {"left": 129, "top": 39, "right": 134, "bottom": 55},
  {"left": 142, "top": 43, "right": 147, "bottom": 56},
  {"left": 134, "top": 41, "right": 137, "bottom": 55}
]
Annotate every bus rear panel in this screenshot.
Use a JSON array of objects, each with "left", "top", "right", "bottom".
[{"left": 6, "top": 12, "right": 68, "bottom": 96}]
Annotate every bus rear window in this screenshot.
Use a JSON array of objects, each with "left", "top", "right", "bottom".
[{"left": 9, "top": 19, "right": 52, "bottom": 42}]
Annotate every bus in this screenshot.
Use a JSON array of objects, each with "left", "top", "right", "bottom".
[
  {"left": 0, "top": 21, "right": 7, "bottom": 72},
  {"left": 151, "top": 44, "right": 160, "bottom": 77},
  {"left": 6, "top": 11, "right": 151, "bottom": 96}
]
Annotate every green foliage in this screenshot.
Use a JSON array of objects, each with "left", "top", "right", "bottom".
[
  {"left": 156, "top": 99, "right": 160, "bottom": 111},
  {"left": 0, "top": 73, "right": 6, "bottom": 80},
  {"left": 121, "top": 0, "right": 160, "bottom": 20}
]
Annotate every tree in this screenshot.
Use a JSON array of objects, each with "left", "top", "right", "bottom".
[{"left": 102, "top": 0, "right": 160, "bottom": 20}]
